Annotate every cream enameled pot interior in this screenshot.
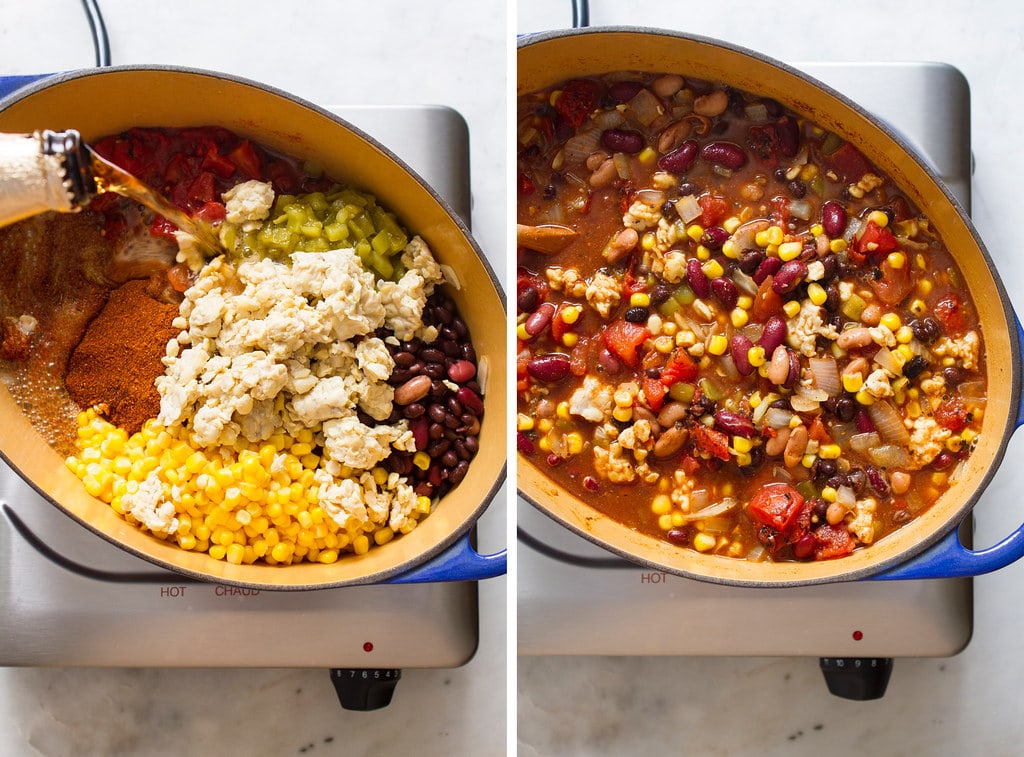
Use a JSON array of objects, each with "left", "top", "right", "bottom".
[
  {"left": 517, "top": 29, "right": 1019, "bottom": 586},
  {"left": 0, "top": 66, "right": 506, "bottom": 589}
]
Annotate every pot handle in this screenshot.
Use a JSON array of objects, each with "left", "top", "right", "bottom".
[
  {"left": 872, "top": 314, "right": 1024, "bottom": 580},
  {"left": 387, "top": 534, "right": 506, "bottom": 583}
]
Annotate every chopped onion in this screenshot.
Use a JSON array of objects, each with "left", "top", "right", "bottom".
[
  {"left": 746, "top": 545, "right": 768, "bottom": 562},
  {"left": 959, "top": 380, "right": 986, "bottom": 400},
  {"left": 764, "top": 406, "right": 795, "bottom": 430},
  {"left": 850, "top": 431, "right": 881, "bottom": 454},
  {"left": 873, "top": 347, "right": 901, "bottom": 375},
  {"left": 790, "top": 392, "right": 823, "bottom": 413},
  {"left": 869, "top": 444, "right": 909, "bottom": 468},
  {"left": 562, "top": 126, "right": 602, "bottom": 164},
  {"left": 868, "top": 400, "right": 911, "bottom": 445},
  {"left": 680, "top": 498, "right": 740, "bottom": 522},
  {"left": 592, "top": 109, "right": 626, "bottom": 130},
  {"left": 732, "top": 270, "right": 759, "bottom": 296},
  {"left": 744, "top": 103, "right": 770, "bottom": 123},
  {"left": 613, "top": 152, "right": 632, "bottom": 180},
  {"left": 788, "top": 199, "right": 812, "bottom": 221},
  {"left": 690, "top": 489, "right": 710, "bottom": 510},
  {"left": 626, "top": 88, "right": 663, "bottom": 126},
  {"left": 830, "top": 421, "right": 857, "bottom": 448},
  {"left": 844, "top": 216, "right": 863, "bottom": 244},
  {"left": 836, "top": 485, "right": 857, "bottom": 509},
  {"left": 808, "top": 356, "right": 841, "bottom": 396},
  {"left": 636, "top": 189, "right": 666, "bottom": 207},
  {"left": 675, "top": 194, "right": 702, "bottom": 223}
]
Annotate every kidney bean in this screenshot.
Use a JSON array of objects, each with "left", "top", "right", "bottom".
[
  {"left": 714, "top": 409, "right": 755, "bottom": 438},
  {"left": 792, "top": 533, "right": 816, "bottom": 560},
  {"left": 701, "top": 141, "right": 748, "bottom": 170},
  {"left": 456, "top": 385, "right": 484, "bottom": 415},
  {"left": 771, "top": 259, "right": 808, "bottom": 295},
  {"left": 775, "top": 115, "right": 800, "bottom": 157},
  {"left": 598, "top": 347, "right": 624, "bottom": 375},
  {"left": 865, "top": 465, "right": 890, "bottom": 496},
  {"left": 686, "top": 258, "right": 711, "bottom": 299},
  {"left": 711, "top": 277, "right": 739, "bottom": 310},
  {"left": 608, "top": 80, "right": 643, "bottom": 102},
  {"left": 657, "top": 139, "right": 698, "bottom": 173},
  {"left": 411, "top": 416, "right": 429, "bottom": 451},
  {"left": 517, "top": 285, "right": 539, "bottom": 314},
  {"left": 447, "top": 359, "right": 476, "bottom": 382},
  {"left": 395, "top": 375, "right": 432, "bottom": 405},
  {"left": 524, "top": 302, "right": 556, "bottom": 336},
  {"left": 752, "top": 255, "right": 782, "bottom": 285},
  {"left": 730, "top": 334, "right": 755, "bottom": 376},
  {"left": 821, "top": 200, "right": 848, "bottom": 237},
  {"left": 702, "top": 226, "right": 730, "bottom": 251},
  {"left": 666, "top": 527, "right": 692, "bottom": 546},
  {"left": 738, "top": 249, "right": 764, "bottom": 276},
  {"left": 602, "top": 128, "right": 645, "bottom": 154},
  {"left": 855, "top": 410, "right": 876, "bottom": 434},
  {"left": 758, "top": 316, "right": 788, "bottom": 355}
]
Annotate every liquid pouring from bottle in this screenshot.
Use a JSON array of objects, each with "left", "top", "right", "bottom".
[{"left": 0, "top": 129, "right": 221, "bottom": 254}]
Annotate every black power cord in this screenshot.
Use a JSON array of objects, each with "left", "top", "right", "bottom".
[
  {"left": 572, "top": 0, "right": 589, "bottom": 28},
  {"left": 80, "top": 0, "right": 111, "bottom": 66}
]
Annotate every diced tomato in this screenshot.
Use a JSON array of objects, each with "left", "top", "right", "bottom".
[
  {"left": 194, "top": 201, "right": 226, "bottom": 224},
  {"left": 623, "top": 266, "right": 647, "bottom": 296},
  {"left": 660, "top": 348, "right": 698, "bottom": 386},
  {"left": 201, "top": 146, "right": 237, "bottom": 179},
  {"left": 642, "top": 375, "right": 667, "bottom": 412},
  {"left": 691, "top": 424, "right": 730, "bottom": 461},
  {"left": 554, "top": 79, "right": 601, "bottom": 129},
  {"left": 854, "top": 220, "right": 900, "bottom": 260},
  {"left": 750, "top": 275, "right": 785, "bottom": 321},
  {"left": 227, "top": 140, "right": 262, "bottom": 179},
  {"left": 747, "top": 483, "right": 805, "bottom": 534},
  {"left": 601, "top": 320, "right": 650, "bottom": 369},
  {"left": 869, "top": 254, "right": 913, "bottom": 305},
  {"left": 681, "top": 455, "right": 702, "bottom": 475},
  {"left": 814, "top": 524, "right": 855, "bottom": 560},
  {"left": 697, "top": 195, "right": 730, "bottom": 228},
  {"left": 807, "top": 416, "right": 832, "bottom": 445},
  {"left": 149, "top": 215, "right": 179, "bottom": 240},
  {"left": 933, "top": 292, "right": 971, "bottom": 335},
  {"left": 263, "top": 159, "right": 302, "bottom": 194},
  {"left": 935, "top": 395, "right": 972, "bottom": 432},
  {"left": 826, "top": 141, "right": 873, "bottom": 184},
  {"left": 183, "top": 171, "right": 216, "bottom": 210}
]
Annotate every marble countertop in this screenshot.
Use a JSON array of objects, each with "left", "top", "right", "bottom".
[
  {"left": 517, "top": 1, "right": 1024, "bottom": 756},
  {"left": 0, "top": 1, "right": 506, "bottom": 755}
]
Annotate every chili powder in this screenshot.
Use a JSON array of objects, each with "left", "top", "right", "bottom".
[{"left": 65, "top": 279, "right": 179, "bottom": 434}]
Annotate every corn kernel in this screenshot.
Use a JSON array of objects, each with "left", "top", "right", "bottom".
[
  {"left": 819, "top": 444, "right": 842, "bottom": 459},
  {"left": 918, "top": 279, "right": 933, "bottom": 296},
  {"left": 880, "top": 312, "right": 901, "bottom": 331},
  {"left": 693, "top": 532, "right": 717, "bottom": 552},
  {"left": 209, "top": 545, "right": 227, "bottom": 561},
  {"left": 855, "top": 389, "right": 875, "bottom": 405},
  {"left": 730, "top": 308, "right": 748, "bottom": 328},
  {"left": 538, "top": 418, "right": 553, "bottom": 433},
  {"left": 638, "top": 146, "right": 657, "bottom": 165},
  {"left": 701, "top": 259, "right": 724, "bottom": 279},
  {"left": 807, "top": 283, "right": 827, "bottom": 306},
  {"left": 961, "top": 429, "right": 978, "bottom": 444},
  {"left": 517, "top": 414, "right": 535, "bottom": 431},
  {"left": 516, "top": 323, "right": 531, "bottom": 340},
  {"left": 654, "top": 335, "right": 675, "bottom": 353},
  {"left": 630, "top": 292, "right": 651, "bottom": 308},
  {"left": 783, "top": 300, "right": 801, "bottom": 318},
  {"left": 887, "top": 251, "right": 906, "bottom": 270},
  {"left": 801, "top": 454, "right": 816, "bottom": 468},
  {"left": 778, "top": 241, "right": 803, "bottom": 261},
  {"left": 754, "top": 229, "right": 770, "bottom": 247},
  {"left": 821, "top": 486, "right": 838, "bottom": 503},
  {"left": 556, "top": 401, "right": 570, "bottom": 420},
  {"left": 612, "top": 405, "right": 633, "bottom": 423},
  {"left": 868, "top": 210, "right": 889, "bottom": 227},
  {"left": 810, "top": 223, "right": 824, "bottom": 236},
  {"left": 413, "top": 451, "right": 431, "bottom": 470},
  {"left": 909, "top": 299, "right": 927, "bottom": 316},
  {"left": 652, "top": 494, "right": 672, "bottom": 515},
  {"left": 723, "top": 216, "right": 741, "bottom": 233},
  {"left": 732, "top": 436, "right": 753, "bottom": 454},
  {"left": 707, "top": 335, "right": 728, "bottom": 355},
  {"left": 566, "top": 432, "right": 584, "bottom": 455},
  {"left": 686, "top": 224, "right": 704, "bottom": 242},
  {"left": 842, "top": 372, "right": 864, "bottom": 393},
  {"left": 896, "top": 325, "right": 914, "bottom": 344},
  {"left": 830, "top": 238, "right": 847, "bottom": 253},
  {"left": 561, "top": 333, "right": 579, "bottom": 348},
  {"left": 735, "top": 452, "right": 752, "bottom": 467},
  {"left": 720, "top": 240, "right": 740, "bottom": 260},
  {"left": 641, "top": 232, "right": 657, "bottom": 250},
  {"left": 561, "top": 305, "right": 582, "bottom": 325},
  {"left": 747, "top": 346, "right": 767, "bottom": 368}
]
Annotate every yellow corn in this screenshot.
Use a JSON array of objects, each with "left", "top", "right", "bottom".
[
  {"left": 517, "top": 413, "right": 535, "bottom": 431},
  {"left": 819, "top": 444, "right": 842, "bottom": 459},
  {"left": 730, "top": 308, "right": 749, "bottom": 328},
  {"left": 556, "top": 401, "right": 571, "bottom": 420},
  {"left": 829, "top": 238, "right": 847, "bottom": 253},
  {"left": 612, "top": 405, "right": 633, "bottom": 423},
  {"left": 693, "top": 532, "right": 717, "bottom": 552},
  {"left": 638, "top": 146, "right": 657, "bottom": 165},
  {"left": 630, "top": 292, "right": 651, "bottom": 308},
  {"left": 707, "top": 335, "right": 728, "bottom": 356},
  {"left": 783, "top": 301, "right": 801, "bottom": 318},
  {"left": 686, "top": 224, "right": 704, "bottom": 242},
  {"left": 778, "top": 241, "right": 803, "bottom": 261},
  {"left": 842, "top": 372, "right": 864, "bottom": 393},
  {"left": 821, "top": 486, "right": 838, "bottom": 503},
  {"left": 723, "top": 216, "right": 741, "bottom": 233},
  {"left": 652, "top": 494, "right": 672, "bottom": 515},
  {"left": 887, "top": 251, "right": 906, "bottom": 269},
  {"left": 868, "top": 210, "right": 889, "bottom": 227},
  {"left": 747, "top": 346, "right": 767, "bottom": 368},
  {"left": 701, "top": 259, "right": 724, "bottom": 279},
  {"left": 880, "top": 312, "right": 901, "bottom": 331},
  {"left": 807, "top": 283, "right": 827, "bottom": 306}
]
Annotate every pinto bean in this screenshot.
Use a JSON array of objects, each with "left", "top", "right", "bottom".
[
  {"left": 783, "top": 424, "right": 809, "bottom": 467},
  {"left": 394, "top": 375, "right": 432, "bottom": 405},
  {"left": 589, "top": 156, "right": 618, "bottom": 188},
  {"left": 604, "top": 228, "right": 639, "bottom": 265},
  {"left": 651, "top": 74, "right": 684, "bottom": 98},
  {"left": 693, "top": 90, "right": 729, "bottom": 117},
  {"left": 836, "top": 326, "right": 873, "bottom": 350},
  {"left": 767, "top": 345, "right": 793, "bottom": 386},
  {"left": 657, "top": 120, "right": 693, "bottom": 154},
  {"left": 765, "top": 426, "right": 790, "bottom": 457},
  {"left": 657, "top": 401, "right": 689, "bottom": 428},
  {"left": 653, "top": 426, "right": 689, "bottom": 458}
]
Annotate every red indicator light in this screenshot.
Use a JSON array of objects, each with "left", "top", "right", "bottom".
[
  {"left": 363, "top": 642, "right": 374, "bottom": 652},
  {"left": 852, "top": 630, "right": 863, "bottom": 641}
]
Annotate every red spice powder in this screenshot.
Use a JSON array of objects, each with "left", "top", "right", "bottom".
[{"left": 65, "top": 279, "right": 180, "bottom": 434}]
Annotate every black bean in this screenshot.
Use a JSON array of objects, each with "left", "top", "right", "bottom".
[
  {"left": 517, "top": 286, "right": 540, "bottom": 313},
  {"left": 420, "top": 347, "right": 445, "bottom": 364},
  {"left": 464, "top": 436, "right": 479, "bottom": 454},
  {"left": 428, "top": 439, "right": 452, "bottom": 457},
  {"left": 394, "top": 351, "right": 416, "bottom": 367},
  {"left": 442, "top": 451, "right": 458, "bottom": 468},
  {"left": 941, "top": 366, "right": 963, "bottom": 386},
  {"left": 429, "top": 404, "right": 447, "bottom": 423},
  {"left": 449, "top": 461, "right": 470, "bottom": 485},
  {"left": 625, "top": 306, "right": 649, "bottom": 323},
  {"left": 403, "top": 403, "right": 425, "bottom": 419},
  {"left": 429, "top": 422, "right": 445, "bottom": 440}
]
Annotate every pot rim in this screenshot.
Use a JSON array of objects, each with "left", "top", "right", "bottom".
[
  {"left": 516, "top": 26, "right": 1022, "bottom": 586},
  {"left": 0, "top": 65, "right": 507, "bottom": 590}
]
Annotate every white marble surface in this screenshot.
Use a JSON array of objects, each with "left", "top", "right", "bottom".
[
  {"left": 0, "top": 1, "right": 507, "bottom": 755},
  {"left": 517, "top": 1, "right": 1024, "bottom": 756}
]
